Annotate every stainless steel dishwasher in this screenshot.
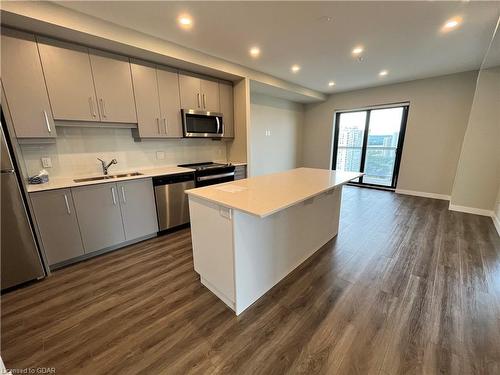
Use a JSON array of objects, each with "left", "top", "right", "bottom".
[{"left": 153, "top": 173, "right": 195, "bottom": 232}]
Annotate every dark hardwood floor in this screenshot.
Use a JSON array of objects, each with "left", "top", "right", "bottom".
[{"left": 2, "top": 186, "right": 499, "bottom": 374}]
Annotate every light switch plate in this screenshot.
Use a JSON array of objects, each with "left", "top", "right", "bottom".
[
  {"left": 41, "top": 157, "right": 52, "bottom": 168},
  {"left": 156, "top": 151, "right": 165, "bottom": 160}
]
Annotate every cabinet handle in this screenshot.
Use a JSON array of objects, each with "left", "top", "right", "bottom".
[
  {"left": 89, "top": 97, "right": 97, "bottom": 117},
  {"left": 99, "top": 98, "right": 107, "bottom": 118},
  {"left": 163, "top": 118, "right": 168, "bottom": 134},
  {"left": 121, "top": 186, "right": 126, "bottom": 203},
  {"left": 156, "top": 118, "right": 161, "bottom": 134},
  {"left": 202, "top": 94, "right": 206, "bottom": 109},
  {"left": 111, "top": 187, "right": 117, "bottom": 205},
  {"left": 196, "top": 93, "right": 201, "bottom": 108},
  {"left": 43, "top": 110, "right": 52, "bottom": 133},
  {"left": 63, "top": 194, "right": 71, "bottom": 215}
]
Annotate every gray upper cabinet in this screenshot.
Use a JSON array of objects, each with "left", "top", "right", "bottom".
[
  {"left": 131, "top": 61, "right": 182, "bottom": 138},
  {"left": 117, "top": 179, "right": 158, "bottom": 241},
  {"left": 179, "top": 73, "right": 220, "bottom": 112},
  {"left": 72, "top": 183, "right": 125, "bottom": 253},
  {"left": 30, "top": 189, "right": 84, "bottom": 265},
  {"left": 130, "top": 60, "right": 162, "bottom": 138},
  {"left": 89, "top": 49, "right": 137, "bottom": 124},
  {"left": 200, "top": 78, "right": 220, "bottom": 112},
  {"left": 179, "top": 74, "right": 202, "bottom": 110},
  {"left": 1, "top": 29, "right": 56, "bottom": 138},
  {"left": 219, "top": 82, "right": 234, "bottom": 138},
  {"left": 37, "top": 37, "right": 99, "bottom": 122},
  {"left": 157, "top": 67, "right": 183, "bottom": 138}
]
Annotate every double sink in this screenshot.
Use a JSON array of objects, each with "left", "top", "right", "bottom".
[{"left": 74, "top": 172, "right": 143, "bottom": 183}]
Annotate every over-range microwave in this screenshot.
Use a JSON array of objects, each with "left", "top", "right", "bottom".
[{"left": 182, "top": 109, "right": 224, "bottom": 138}]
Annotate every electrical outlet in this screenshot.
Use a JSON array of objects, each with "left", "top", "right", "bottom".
[
  {"left": 41, "top": 157, "right": 52, "bottom": 168},
  {"left": 156, "top": 151, "right": 165, "bottom": 160}
]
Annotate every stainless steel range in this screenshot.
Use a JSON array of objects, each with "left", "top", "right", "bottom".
[{"left": 178, "top": 162, "right": 235, "bottom": 187}]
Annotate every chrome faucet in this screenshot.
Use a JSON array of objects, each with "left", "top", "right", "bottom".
[{"left": 97, "top": 158, "right": 117, "bottom": 175}]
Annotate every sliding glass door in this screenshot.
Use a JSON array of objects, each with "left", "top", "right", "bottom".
[{"left": 332, "top": 105, "right": 408, "bottom": 189}]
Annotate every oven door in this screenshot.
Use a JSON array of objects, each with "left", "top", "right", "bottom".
[
  {"left": 195, "top": 167, "right": 235, "bottom": 187},
  {"left": 182, "top": 109, "right": 223, "bottom": 138}
]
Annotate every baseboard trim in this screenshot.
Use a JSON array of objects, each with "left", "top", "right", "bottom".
[
  {"left": 448, "top": 204, "right": 494, "bottom": 217},
  {"left": 492, "top": 214, "right": 500, "bottom": 236},
  {"left": 395, "top": 189, "right": 450, "bottom": 201}
]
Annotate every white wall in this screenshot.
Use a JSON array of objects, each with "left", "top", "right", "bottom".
[
  {"left": 20, "top": 127, "right": 226, "bottom": 178},
  {"left": 450, "top": 66, "right": 500, "bottom": 213},
  {"left": 494, "top": 186, "right": 500, "bottom": 234},
  {"left": 249, "top": 93, "right": 304, "bottom": 177},
  {"left": 302, "top": 71, "right": 478, "bottom": 197}
]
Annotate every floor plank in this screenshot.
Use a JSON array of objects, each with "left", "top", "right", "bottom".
[{"left": 2, "top": 186, "right": 499, "bottom": 374}]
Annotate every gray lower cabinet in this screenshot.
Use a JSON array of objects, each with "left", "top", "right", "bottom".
[
  {"left": 234, "top": 165, "right": 247, "bottom": 180},
  {"left": 71, "top": 183, "right": 126, "bottom": 253},
  {"left": 30, "top": 189, "right": 84, "bottom": 265},
  {"left": 117, "top": 179, "right": 158, "bottom": 241}
]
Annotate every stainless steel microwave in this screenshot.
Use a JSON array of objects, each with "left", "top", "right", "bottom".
[{"left": 182, "top": 109, "right": 224, "bottom": 138}]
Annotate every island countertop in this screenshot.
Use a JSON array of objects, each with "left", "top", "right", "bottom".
[{"left": 186, "top": 167, "right": 363, "bottom": 218}]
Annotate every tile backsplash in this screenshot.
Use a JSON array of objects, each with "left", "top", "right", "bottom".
[{"left": 20, "top": 127, "right": 227, "bottom": 178}]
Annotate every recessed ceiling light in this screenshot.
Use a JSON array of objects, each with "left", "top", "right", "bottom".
[
  {"left": 442, "top": 17, "right": 462, "bottom": 31},
  {"left": 379, "top": 70, "right": 388, "bottom": 76},
  {"left": 328, "top": 81, "right": 335, "bottom": 87},
  {"left": 352, "top": 46, "right": 364, "bottom": 55},
  {"left": 291, "top": 65, "right": 301, "bottom": 73},
  {"left": 249, "top": 47, "right": 260, "bottom": 58},
  {"left": 178, "top": 14, "right": 193, "bottom": 29}
]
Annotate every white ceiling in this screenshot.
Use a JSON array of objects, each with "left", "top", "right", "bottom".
[{"left": 56, "top": 1, "right": 499, "bottom": 94}]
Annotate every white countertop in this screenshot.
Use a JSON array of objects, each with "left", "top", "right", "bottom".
[
  {"left": 27, "top": 166, "right": 194, "bottom": 193},
  {"left": 186, "top": 167, "right": 363, "bottom": 218}
]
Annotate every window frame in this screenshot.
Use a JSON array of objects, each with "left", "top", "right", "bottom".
[{"left": 332, "top": 103, "right": 409, "bottom": 190}]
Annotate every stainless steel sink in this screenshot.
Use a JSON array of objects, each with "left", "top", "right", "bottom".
[{"left": 74, "top": 172, "right": 143, "bottom": 183}]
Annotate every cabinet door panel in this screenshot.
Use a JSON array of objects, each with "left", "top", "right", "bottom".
[
  {"left": 30, "top": 189, "right": 84, "bottom": 265},
  {"left": 157, "top": 67, "right": 183, "bottom": 138},
  {"left": 179, "top": 74, "right": 201, "bottom": 109},
  {"left": 200, "top": 79, "right": 220, "bottom": 112},
  {"left": 1, "top": 29, "right": 56, "bottom": 138},
  {"left": 37, "top": 37, "right": 99, "bottom": 122},
  {"left": 117, "top": 179, "right": 158, "bottom": 241},
  {"left": 219, "top": 82, "right": 234, "bottom": 138},
  {"left": 89, "top": 49, "right": 137, "bottom": 123},
  {"left": 72, "top": 183, "right": 125, "bottom": 253},
  {"left": 130, "top": 59, "right": 162, "bottom": 138}
]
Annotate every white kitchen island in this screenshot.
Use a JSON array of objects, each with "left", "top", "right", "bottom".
[{"left": 186, "top": 168, "right": 363, "bottom": 315}]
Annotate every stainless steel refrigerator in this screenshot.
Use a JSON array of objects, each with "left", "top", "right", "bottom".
[{"left": 1, "top": 111, "right": 45, "bottom": 290}]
